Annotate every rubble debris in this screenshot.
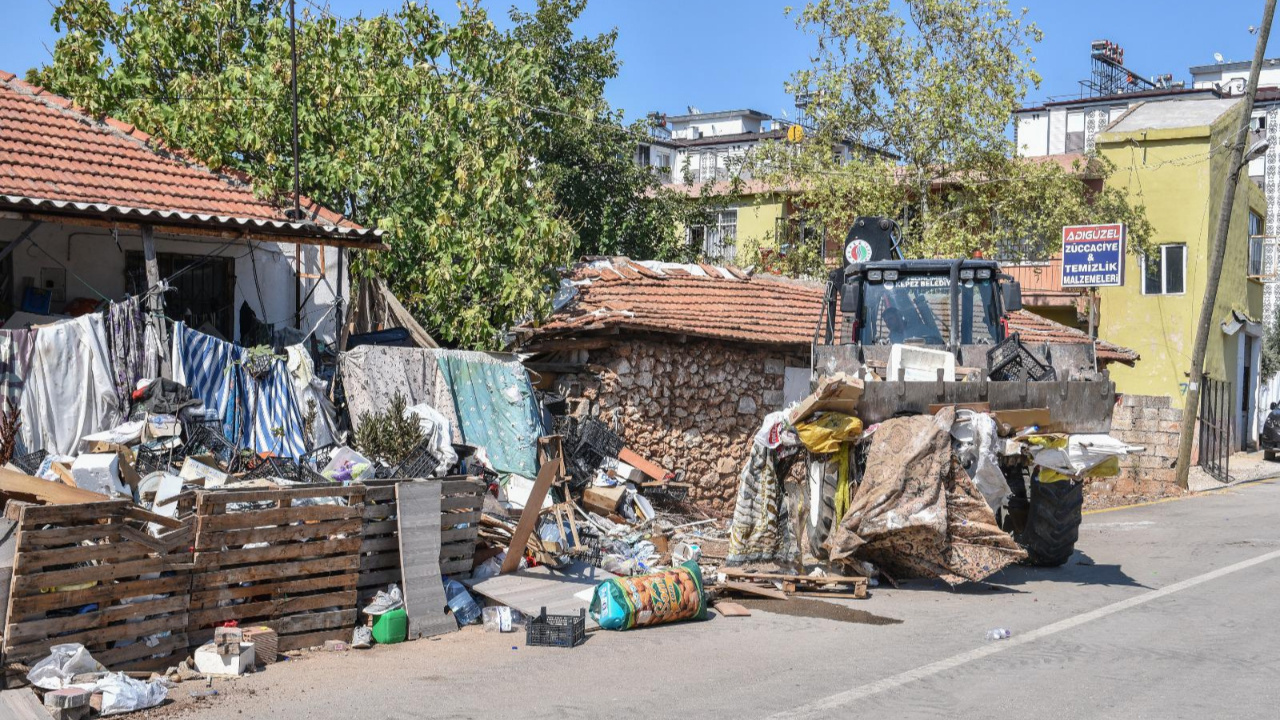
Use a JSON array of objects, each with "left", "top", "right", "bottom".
[{"left": 194, "top": 641, "right": 255, "bottom": 676}]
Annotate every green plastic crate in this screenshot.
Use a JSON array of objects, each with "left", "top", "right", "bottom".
[{"left": 371, "top": 608, "right": 407, "bottom": 644}]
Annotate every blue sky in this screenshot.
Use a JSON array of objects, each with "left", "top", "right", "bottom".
[{"left": 2, "top": 0, "right": 1276, "bottom": 121}]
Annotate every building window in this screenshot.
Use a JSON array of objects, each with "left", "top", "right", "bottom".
[
  {"left": 1065, "top": 110, "right": 1086, "bottom": 153},
  {"left": 688, "top": 210, "right": 738, "bottom": 262},
  {"left": 1142, "top": 244, "right": 1186, "bottom": 295},
  {"left": 636, "top": 145, "right": 651, "bottom": 167},
  {"left": 654, "top": 152, "right": 671, "bottom": 179},
  {"left": 1249, "top": 211, "right": 1266, "bottom": 277}
]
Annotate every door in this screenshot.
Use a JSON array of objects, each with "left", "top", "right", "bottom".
[
  {"left": 1242, "top": 335, "right": 1256, "bottom": 451},
  {"left": 126, "top": 251, "right": 235, "bottom": 339}
]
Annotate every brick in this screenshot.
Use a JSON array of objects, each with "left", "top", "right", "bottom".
[{"left": 1159, "top": 408, "right": 1182, "bottom": 422}]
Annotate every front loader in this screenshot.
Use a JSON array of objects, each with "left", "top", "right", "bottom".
[{"left": 806, "top": 217, "right": 1119, "bottom": 567}]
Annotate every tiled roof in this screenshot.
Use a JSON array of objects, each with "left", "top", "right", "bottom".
[
  {"left": 522, "top": 258, "right": 1139, "bottom": 365},
  {"left": 0, "top": 71, "right": 379, "bottom": 244}
]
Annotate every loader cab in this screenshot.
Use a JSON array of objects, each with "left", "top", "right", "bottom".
[{"left": 837, "top": 259, "right": 1020, "bottom": 349}]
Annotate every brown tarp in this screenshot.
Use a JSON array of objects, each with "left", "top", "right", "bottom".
[
  {"left": 827, "top": 407, "right": 1025, "bottom": 584},
  {"left": 344, "top": 275, "right": 439, "bottom": 349}
]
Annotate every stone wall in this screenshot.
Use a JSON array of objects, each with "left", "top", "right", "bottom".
[
  {"left": 1087, "top": 394, "right": 1184, "bottom": 502},
  {"left": 551, "top": 337, "right": 806, "bottom": 517}
]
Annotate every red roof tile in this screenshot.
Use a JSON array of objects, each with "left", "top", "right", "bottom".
[
  {"left": 0, "top": 70, "right": 377, "bottom": 242},
  {"left": 524, "top": 258, "right": 1139, "bottom": 365}
]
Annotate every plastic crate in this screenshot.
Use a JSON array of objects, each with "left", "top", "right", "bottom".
[
  {"left": 526, "top": 607, "right": 586, "bottom": 648},
  {"left": 134, "top": 446, "right": 175, "bottom": 476},
  {"left": 575, "top": 417, "right": 623, "bottom": 459},
  {"left": 392, "top": 439, "right": 440, "bottom": 479},
  {"left": 11, "top": 449, "right": 47, "bottom": 476},
  {"left": 987, "top": 333, "right": 1056, "bottom": 382}
]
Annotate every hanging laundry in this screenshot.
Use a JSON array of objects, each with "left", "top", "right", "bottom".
[
  {"left": 338, "top": 345, "right": 460, "bottom": 442},
  {"left": 224, "top": 357, "right": 308, "bottom": 459},
  {"left": 106, "top": 297, "right": 147, "bottom": 408},
  {"left": 285, "top": 345, "right": 338, "bottom": 449},
  {"left": 172, "top": 320, "right": 243, "bottom": 422},
  {"left": 0, "top": 327, "right": 37, "bottom": 409},
  {"left": 436, "top": 351, "right": 545, "bottom": 479},
  {"left": 19, "top": 315, "right": 121, "bottom": 455}
]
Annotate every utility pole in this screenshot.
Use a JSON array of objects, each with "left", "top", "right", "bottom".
[
  {"left": 289, "top": 0, "right": 303, "bottom": 331},
  {"left": 1174, "top": 0, "right": 1276, "bottom": 488}
]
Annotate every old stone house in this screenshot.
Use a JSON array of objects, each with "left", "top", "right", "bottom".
[{"left": 515, "top": 258, "right": 1143, "bottom": 516}]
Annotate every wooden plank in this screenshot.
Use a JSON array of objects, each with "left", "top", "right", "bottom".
[
  {"left": 12, "top": 538, "right": 156, "bottom": 574},
  {"left": 10, "top": 575, "right": 190, "bottom": 617},
  {"left": 95, "top": 631, "right": 189, "bottom": 668},
  {"left": 199, "top": 485, "right": 364, "bottom": 505},
  {"left": 792, "top": 590, "right": 868, "bottom": 600},
  {"left": 0, "top": 467, "right": 114, "bottom": 507},
  {"left": 123, "top": 505, "right": 185, "bottom": 530},
  {"left": 440, "top": 526, "right": 478, "bottom": 544},
  {"left": 440, "top": 558, "right": 473, "bottom": 575},
  {"left": 721, "top": 581, "right": 789, "bottom": 600},
  {"left": 721, "top": 568, "right": 868, "bottom": 586},
  {"left": 275, "top": 608, "right": 356, "bottom": 636},
  {"left": 0, "top": 688, "right": 50, "bottom": 720},
  {"left": 19, "top": 501, "right": 128, "bottom": 526},
  {"left": 191, "top": 555, "right": 358, "bottom": 588},
  {"left": 395, "top": 482, "right": 455, "bottom": 640},
  {"left": 713, "top": 601, "right": 752, "bottom": 617},
  {"left": 440, "top": 480, "right": 487, "bottom": 495},
  {"left": 195, "top": 537, "right": 362, "bottom": 569},
  {"left": 5, "top": 613, "right": 183, "bottom": 661},
  {"left": 17, "top": 524, "right": 120, "bottom": 550},
  {"left": 618, "top": 447, "right": 670, "bottom": 482},
  {"left": 440, "top": 510, "right": 481, "bottom": 527},
  {"left": 357, "top": 568, "right": 401, "bottom": 589},
  {"left": 189, "top": 590, "right": 355, "bottom": 629},
  {"left": 189, "top": 574, "right": 358, "bottom": 606},
  {"left": 276, "top": 628, "right": 351, "bottom": 653},
  {"left": 362, "top": 519, "right": 398, "bottom": 535},
  {"left": 501, "top": 446, "right": 560, "bottom": 574},
  {"left": 198, "top": 517, "right": 362, "bottom": 549},
  {"left": 440, "top": 495, "right": 481, "bottom": 512},
  {"left": 363, "top": 505, "right": 395, "bottom": 521},
  {"left": 359, "top": 553, "right": 401, "bottom": 573},
  {"left": 6, "top": 595, "right": 187, "bottom": 644},
  {"left": 12, "top": 556, "right": 193, "bottom": 595},
  {"left": 358, "top": 536, "right": 400, "bottom": 553},
  {"left": 197, "top": 504, "right": 361, "bottom": 532}
]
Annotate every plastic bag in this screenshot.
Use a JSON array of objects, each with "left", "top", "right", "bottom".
[
  {"left": 481, "top": 606, "right": 515, "bottom": 633},
  {"left": 590, "top": 560, "right": 707, "bottom": 631},
  {"left": 795, "top": 413, "right": 863, "bottom": 454},
  {"left": 952, "top": 410, "right": 1011, "bottom": 511},
  {"left": 27, "top": 643, "right": 108, "bottom": 690},
  {"left": 95, "top": 672, "right": 169, "bottom": 715}
]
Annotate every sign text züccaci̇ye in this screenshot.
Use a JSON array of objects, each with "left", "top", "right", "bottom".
[{"left": 1061, "top": 223, "right": 1126, "bottom": 288}]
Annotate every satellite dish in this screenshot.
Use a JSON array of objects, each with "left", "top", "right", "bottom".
[{"left": 1215, "top": 52, "right": 1225, "bottom": 63}]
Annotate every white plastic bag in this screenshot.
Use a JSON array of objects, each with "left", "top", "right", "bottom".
[
  {"left": 952, "top": 410, "right": 1011, "bottom": 511},
  {"left": 27, "top": 643, "right": 107, "bottom": 690},
  {"left": 94, "top": 672, "right": 169, "bottom": 715},
  {"left": 403, "top": 403, "right": 459, "bottom": 475}
]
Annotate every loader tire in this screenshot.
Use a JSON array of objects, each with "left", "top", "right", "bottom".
[
  {"left": 804, "top": 459, "right": 839, "bottom": 559},
  {"left": 1015, "top": 473, "right": 1083, "bottom": 567}
]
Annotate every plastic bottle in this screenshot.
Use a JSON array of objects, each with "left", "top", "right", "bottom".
[{"left": 986, "top": 628, "right": 1012, "bottom": 641}]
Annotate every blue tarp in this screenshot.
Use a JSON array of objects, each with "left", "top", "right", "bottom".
[{"left": 436, "top": 351, "right": 545, "bottom": 478}]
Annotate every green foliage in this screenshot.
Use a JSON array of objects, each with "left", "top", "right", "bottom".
[
  {"left": 1262, "top": 310, "right": 1280, "bottom": 379},
  {"left": 744, "top": 0, "right": 1152, "bottom": 271},
  {"left": 32, "top": 0, "right": 695, "bottom": 348},
  {"left": 352, "top": 394, "right": 424, "bottom": 465}
]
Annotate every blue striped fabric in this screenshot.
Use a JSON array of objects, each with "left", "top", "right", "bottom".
[{"left": 174, "top": 322, "right": 307, "bottom": 459}]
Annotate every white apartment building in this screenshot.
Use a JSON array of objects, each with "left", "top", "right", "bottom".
[{"left": 636, "top": 108, "right": 789, "bottom": 185}]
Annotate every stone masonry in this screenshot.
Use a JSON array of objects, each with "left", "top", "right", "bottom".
[
  {"left": 1088, "top": 394, "right": 1186, "bottom": 503},
  {"left": 552, "top": 337, "right": 806, "bottom": 517}
]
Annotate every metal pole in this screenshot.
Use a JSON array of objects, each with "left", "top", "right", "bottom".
[
  {"left": 1174, "top": 0, "right": 1276, "bottom": 488},
  {"left": 290, "top": 0, "right": 303, "bottom": 330}
]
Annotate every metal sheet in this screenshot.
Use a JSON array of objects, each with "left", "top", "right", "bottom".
[{"left": 857, "top": 379, "right": 1116, "bottom": 433}]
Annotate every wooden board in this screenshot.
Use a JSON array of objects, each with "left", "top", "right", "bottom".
[
  {"left": 0, "top": 688, "right": 48, "bottom": 719},
  {"left": 464, "top": 561, "right": 614, "bottom": 631},
  {"left": 720, "top": 580, "right": 788, "bottom": 600},
  {"left": 395, "top": 482, "right": 455, "bottom": 640},
  {"left": 618, "top": 447, "right": 670, "bottom": 482},
  {"left": 0, "top": 466, "right": 113, "bottom": 505},
  {"left": 501, "top": 448, "right": 560, "bottom": 574},
  {"left": 187, "top": 485, "right": 365, "bottom": 654},
  {"left": 3, "top": 501, "right": 192, "bottom": 671},
  {"left": 713, "top": 601, "right": 752, "bottom": 617}
]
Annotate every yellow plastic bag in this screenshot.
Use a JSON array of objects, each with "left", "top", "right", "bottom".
[{"left": 795, "top": 413, "right": 863, "bottom": 454}]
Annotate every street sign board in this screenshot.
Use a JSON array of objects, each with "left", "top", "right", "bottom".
[{"left": 1061, "top": 223, "right": 1125, "bottom": 287}]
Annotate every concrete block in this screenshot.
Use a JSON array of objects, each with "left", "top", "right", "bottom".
[
  {"left": 1159, "top": 408, "right": 1182, "bottom": 422},
  {"left": 194, "top": 642, "right": 254, "bottom": 676},
  {"left": 45, "top": 688, "right": 91, "bottom": 709}
]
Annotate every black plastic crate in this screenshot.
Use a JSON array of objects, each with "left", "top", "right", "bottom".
[
  {"left": 392, "top": 439, "right": 440, "bottom": 479},
  {"left": 11, "top": 449, "right": 47, "bottom": 476},
  {"left": 134, "top": 446, "right": 175, "bottom": 476},
  {"left": 575, "top": 417, "right": 622, "bottom": 459},
  {"left": 987, "top": 333, "right": 1056, "bottom": 382},
  {"left": 526, "top": 607, "right": 586, "bottom": 648}
]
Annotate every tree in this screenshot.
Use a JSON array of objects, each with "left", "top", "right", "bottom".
[
  {"left": 742, "top": 0, "right": 1152, "bottom": 272},
  {"left": 1263, "top": 309, "right": 1280, "bottom": 380},
  {"left": 31, "top": 0, "right": 692, "bottom": 348}
]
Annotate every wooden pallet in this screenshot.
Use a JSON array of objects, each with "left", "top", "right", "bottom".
[
  {"left": 720, "top": 568, "right": 869, "bottom": 599},
  {"left": 357, "top": 477, "right": 484, "bottom": 604},
  {"left": 2, "top": 501, "right": 194, "bottom": 678},
  {"left": 189, "top": 485, "right": 365, "bottom": 654}
]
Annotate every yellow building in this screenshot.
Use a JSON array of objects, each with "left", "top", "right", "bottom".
[
  {"left": 1095, "top": 97, "right": 1266, "bottom": 445},
  {"left": 663, "top": 179, "right": 790, "bottom": 265}
]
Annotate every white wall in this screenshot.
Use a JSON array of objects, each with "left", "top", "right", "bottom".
[
  {"left": 1, "top": 218, "right": 348, "bottom": 345},
  {"left": 1015, "top": 112, "right": 1050, "bottom": 156}
]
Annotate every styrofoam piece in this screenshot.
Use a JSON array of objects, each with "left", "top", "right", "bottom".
[
  {"left": 69, "top": 453, "right": 127, "bottom": 497},
  {"left": 81, "top": 420, "right": 145, "bottom": 448},
  {"left": 193, "top": 642, "right": 255, "bottom": 676},
  {"left": 613, "top": 461, "right": 645, "bottom": 483},
  {"left": 887, "top": 344, "right": 956, "bottom": 382},
  {"left": 149, "top": 473, "right": 184, "bottom": 535}
]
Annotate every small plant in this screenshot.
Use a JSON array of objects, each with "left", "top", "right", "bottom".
[
  {"left": 353, "top": 394, "right": 425, "bottom": 466},
  {"left": 0, "top": 400, "right": 20, "bottom": 467}
]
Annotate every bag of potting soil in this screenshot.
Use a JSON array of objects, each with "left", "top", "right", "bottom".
[{"left": 590, "top": 560, "right": 707, "bottom": 631}]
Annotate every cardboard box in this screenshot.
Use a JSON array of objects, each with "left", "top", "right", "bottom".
[
  {"left": 180, "top": 457, "right": 229, "bottom": 489},
  {"left": 582, "top": 486, "right": 625, "bottom": 516},
  {"left": 790, "top": 373, "right": 864, "bottom": 423}
]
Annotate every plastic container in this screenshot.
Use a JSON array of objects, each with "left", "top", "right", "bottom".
[
  {"left": 526, "top": 607, "right": 586, "bottom": 648},
  {"left": 371, "top": 608, "right": 407, "bottom": 644},
  {"left": 320, "top": 446, "right": 375, "bottom": 484},
  {"left": 986, "top": 627, "right": 1011, "bottom": 641},
  {"left": 443, "top": 577, "right": 482, "bottom": 626},
  {"left": 887, "top": 344, "right": 956, "bottom": 381}
]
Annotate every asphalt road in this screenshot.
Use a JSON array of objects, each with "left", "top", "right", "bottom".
[{"left": 151, "top": 478, "right": 1280, "bottom": 720}]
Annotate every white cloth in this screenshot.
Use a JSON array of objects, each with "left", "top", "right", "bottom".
[
  {"left": 285, "top": 345, "right": 339, "bottom": 449},
  {"left": 20, "top": 315, "right": 122, "bottom": 455},
  {"left": 404, "top": 402, "right": 459, "bottom": 475}
]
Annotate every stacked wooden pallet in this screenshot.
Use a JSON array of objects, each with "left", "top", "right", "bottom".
[
  {"left": 357, "top": 477, "right": 484, "bottom": 604},
  {"left": 188, "top": 485, "right": 365, "bottom": 654},
  {"left": 719, "top": 568, "right": 869, "bottom": 600},
  {"left": 2, "top": 500, "right": 194, "bottom": 680}
]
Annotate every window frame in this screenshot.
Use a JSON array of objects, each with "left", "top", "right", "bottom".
[
  {"left": 1141, "top": 244, "right": 1187, "bottom": 296},
  {"left": 687, "top": 209, "right": 739, "bottom": 262}
]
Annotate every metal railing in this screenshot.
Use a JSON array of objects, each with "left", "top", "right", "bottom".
[{"left": 1198, "top": 377, "right": 1232, "bottom": 482}]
